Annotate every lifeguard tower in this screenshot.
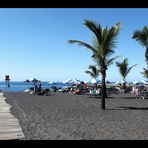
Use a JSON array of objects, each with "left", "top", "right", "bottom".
[{"left": 5, "top": 75, "right": 10, "bottom": 87}]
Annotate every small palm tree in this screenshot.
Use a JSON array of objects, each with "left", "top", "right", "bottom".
[
  {"left": 85, "top": 65, "right": 100, "bottom": 89},
  {"left": 68, "top": 20, "right": 121, "bottom": 110},
  {"left": 116, "top": 58, "right": 137, "bottom": 92}
]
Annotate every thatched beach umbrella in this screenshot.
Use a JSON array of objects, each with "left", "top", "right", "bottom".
[
  {"left": 48, "top": 81, "right": 57, "bottom": 85},
  {"left": 63, "top": 79, "right": 81, "bottom": 84},
  {"left": 85, "top": 79, "right": 101, "bottom": 84},
  {"left": 27, "top": 78, "right": 41, "bottom": 87},
  {"left": 24, "top": 79, "right": 30, "bottom": 89},
  {"left": 132, "top": 80, "right": 148, "bottom": 85}
]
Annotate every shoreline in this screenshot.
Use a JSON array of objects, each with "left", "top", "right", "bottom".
[{"left": 3, "top": 92, "right": 148, "bottom": 140}]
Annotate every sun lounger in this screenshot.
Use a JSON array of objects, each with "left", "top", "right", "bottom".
[
  {"left": 85, "top": 90, "right": 101, "bottom": 98},
  {"left": 85, "top": 92, "right": 101, "bottom": 98},
  {"left": 140, "top": 91, "right": 148, "bottom": 99}
]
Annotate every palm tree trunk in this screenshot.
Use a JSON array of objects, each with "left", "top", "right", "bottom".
[
  {"left": 123, "top": 83, "right": 126, "bottom": 93},
  {"left": 123, "top": 79, "right": 126, "bottom": 93},
  {"left": 101, "top": 67, "right": 106, "bottom": 110},
  {"left": 95, "top": 78, "right": 98, "bottom": 90},
  {"left": 145, "top": 48, "right": 148, "bottom": 70}
]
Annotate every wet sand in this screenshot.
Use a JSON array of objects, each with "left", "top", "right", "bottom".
[{"left": 3, "top": 92, "right": 148, "bottom": 140}]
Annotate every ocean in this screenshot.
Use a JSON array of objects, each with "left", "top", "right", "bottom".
[{"left": 0, "top": 81, "right": 72, "bottom": 92}]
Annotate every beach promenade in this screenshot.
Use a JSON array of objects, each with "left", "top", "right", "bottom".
[
  {"left": 3, "top": 92, "right": 148, "bottom": 140},
  {"left": 0, "top": 92, "right": 25, "bottom": 140}
]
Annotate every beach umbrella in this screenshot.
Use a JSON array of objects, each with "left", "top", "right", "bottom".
[
  {"left": 27, "top": 78, "right": 41, "bottom": 87},
  {"left": 28, "top": 78, "right": 40, "bottom": 82},
  {"left": 114, "top": 80, "right": 125, "bottom": 85},
  {"left": 63, "top": 79, "right": 81, "bottom": 84},
  {"left": 85, "top": 79, "right": 101, "bottom": 84},
  {"left": 142, "top": 80, "right": 148, "bottom": 84},
  {"left": 48, "top": 81, "right": 57, "bottom": 85},
  {"left": 24, "top": 79, "right": 30, "bottom": 89},
  {"left": 24, "top": 79, "right": 30, "bottom": 83},
  {"left": 132, "top": 80, "right": 148, "bottom": 85},
  {"left": 91, "top": 79, "right": 97, "bottom": 84},
  {"left": 63, "top": 79, "right": 71, "bottom": 84},
  {"left": 73, "top": 79, "right": 82, "bottom": 84}
]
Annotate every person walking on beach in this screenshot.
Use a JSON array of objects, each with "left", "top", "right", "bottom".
[{"left": 135, "top": 87, "right": 140, "bottom": 97}]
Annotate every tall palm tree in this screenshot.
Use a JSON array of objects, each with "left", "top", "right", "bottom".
[
  {"left": 132, "top": 26, "right": 148, "bottom": 75},
  {"left": 116, "top": 58, "right": 137, "bottom": 92},
  {"left": 68, "top": 20, "right": 121, "bottom": 110},
  {"left": 85, "top": 65, "right": 100, "bottom": 89}
]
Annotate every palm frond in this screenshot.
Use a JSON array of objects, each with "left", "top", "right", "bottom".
[
  {"left": 84, "top": 20, "right": 103, "bottom": 44},
  {"left": 145, "top": 48, "right": 148, "bottom": 61},
  {"left": 68, "top": 40, "right": 97, "bottom": 55},
  {"left": 141, "top": 68, "right": 148, "bottom": 78},
  {"left": 126, "top": 64, "right": 137, "bottom": 75},
  {"left": 132, "top": 26, "right": 148, "bottom": 48},
  {"left": 88, "top": 65, "right": 100, "bottom": 76},
  {"left": 106, "top": 55, "right": 121, "bottom": 67},
  {"left": 85, "top": 65, "right": 100, "bottom": 79},
  {"left": 68, "top": 20, "right": 121, "bottom": 75},
  {"left": 101, "top": 23, "right": 121, "bottom": 59},
  {"left": 85, "top": 70, "right": 96, "bottom": 79},
  {"left": 116, "top": 58, "right": 137, "bottom": 80}
]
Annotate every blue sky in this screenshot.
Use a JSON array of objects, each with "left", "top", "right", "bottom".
[{"left": 0, "top": 8, "right": 147, "bottom": 82}]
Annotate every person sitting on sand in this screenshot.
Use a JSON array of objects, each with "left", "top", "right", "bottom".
[
  {"left": 142, "top": 87, "right": 147, "bottom": 92},
  {"left": 69, "top": 87, "right": 75, "bottom": 94}
]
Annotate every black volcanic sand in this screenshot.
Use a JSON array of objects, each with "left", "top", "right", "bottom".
[{"left": 3, "top": 92, "right": 148, "bottom": 140}]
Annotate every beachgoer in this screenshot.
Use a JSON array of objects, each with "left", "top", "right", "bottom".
[
  {"left": 39, "top": 84, "right": 42, "bottom": 91},
  {"left": 96, "top": 88, "right": 101, "bottom": 94},
  {"left": 35, "top": 85, "right": 38, "bottom": 93},
  {"left": 135, "top": 87, "right": 139, "bottom": 96},
  {"left": 131, "top": 86, "right": 136, "bottom": 94}
]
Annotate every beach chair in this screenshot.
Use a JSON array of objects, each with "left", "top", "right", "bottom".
[
  {"left": 140, "top": 91, "right": 148, "bottom": 99},
  {"left": 86, "top": 89, "right": 101, "bottom": 98},
  {"left": 134, "top": 89, "right": 144, "bottom": 99}
]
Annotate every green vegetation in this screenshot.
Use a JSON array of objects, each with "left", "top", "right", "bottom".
[
  {"left": 85, "top": 65, "right": 100, "bottom": 89},
  {"left": 68, "top": 20, "right": 121, "bottom": 110},
  {"left": 116, "top": 58, "right": 137, "bottom": 92},
  {"left": 133, "top": 26, "right": 148, "bottom": 79}
]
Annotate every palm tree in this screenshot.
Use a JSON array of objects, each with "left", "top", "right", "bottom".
[
  {"left": 141, "top": 68, "right": 148, "bottom": 79},
  {"left": 68, "top": 20, "right": 121, "bottom": 110},
  {"left": 116, "top": 58, "right": 137, "bottom": 92},
  {"left": 85, "top": 65, "right": 100, "bottom": 89},
  {"left": 132, "top": 26, "right": 148, "bottom": 75}
]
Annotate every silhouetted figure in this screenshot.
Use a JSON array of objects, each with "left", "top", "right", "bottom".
[
  {"left": 35, "top": 85, "right": 38, "bottom": 93},
  {"left": 39, "top": 84, "right": 42, "bottom": 91}
]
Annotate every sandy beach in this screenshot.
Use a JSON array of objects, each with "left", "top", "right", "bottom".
[{"left": 3, "top": 92, "right": 148, "bottom": 140}]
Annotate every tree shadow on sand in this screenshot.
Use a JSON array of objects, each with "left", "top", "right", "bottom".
[
  {"left": 108, "top": 106, "right": 148, "bottom": 110},
  {"left": 88, "top": 96, "right": 114, "bottom": 99},
  {"left": 119, "top": 97, "right": 137, "bottom": 99}
]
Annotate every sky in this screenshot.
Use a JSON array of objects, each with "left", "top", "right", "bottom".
[{"left": 0, "top": 8, "right": 147, "bottom": 82}]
